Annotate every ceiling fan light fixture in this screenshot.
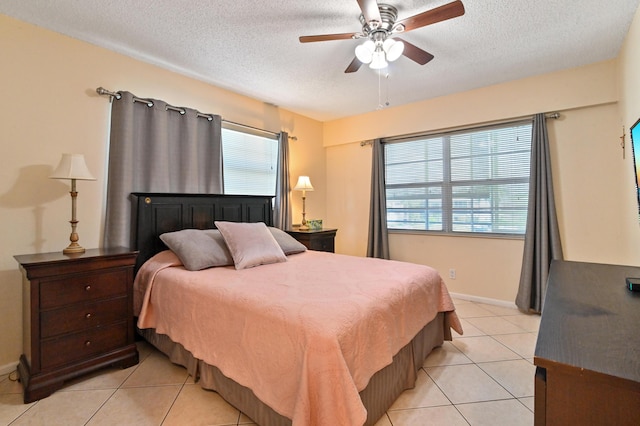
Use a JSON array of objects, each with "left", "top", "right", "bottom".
[
  {"left": 369, "top": 49, "right": 388, "bottom": 69},
  {"left": 355, "top": 39, "right": 376, "bottom": 64},
  {"left": 383, "top": 38, "right": 404, "bottom": 62}
]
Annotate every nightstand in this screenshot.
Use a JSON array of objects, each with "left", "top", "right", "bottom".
[
  {"left": 286, "top": 228, "right": 337, "bottom": 253},
  {"left": 14, "top": 247, "right": 139, "bottom": 403}
]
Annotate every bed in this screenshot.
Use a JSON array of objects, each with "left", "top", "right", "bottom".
[{"left": 130, "top": 193, "right": 462, "bottom": 426}]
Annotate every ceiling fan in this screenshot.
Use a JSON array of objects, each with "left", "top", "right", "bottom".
[{"left": 299, "top": 0, "right": 465, "bottom": 73}]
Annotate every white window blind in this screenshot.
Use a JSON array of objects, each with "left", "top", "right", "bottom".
[
  {"left": 384, "top": 121, "right": 533, "bottom": 235},
  {"left": 222, "top": 127, "right": 278, "bottom": 196}
]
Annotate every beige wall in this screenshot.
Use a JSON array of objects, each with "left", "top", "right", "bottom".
[
  {"left": 0, "top": 15, "right": 326, "bottom": 372},
  {"left": 325, "top": 56, "right": 640, "bottom": 303},
  {"left": 2, "top": 4, "right": 640, "bottom": 371}
]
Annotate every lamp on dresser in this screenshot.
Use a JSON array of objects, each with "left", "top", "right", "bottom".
[
  {"left": 294, "top": 175, "right": 314, "bottom": 231},
  {"left": 50, "top": 153, "right": 96, "bottom": 254}
]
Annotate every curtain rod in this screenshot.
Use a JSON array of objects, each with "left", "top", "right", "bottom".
[
  {"left": 96, "top": 87, "right": 297, "bottom": 141},
  {"left": 359, "top": 112, "right": 560, "bottom": 146}
]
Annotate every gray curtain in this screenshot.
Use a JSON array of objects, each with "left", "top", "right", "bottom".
[
  {"left": 367, "top": 139, "right": 390, "bottom": 259},
  {"left": 104, "top": 91, "right": 223, "bottom": 248},
  {"left": 516, "top": 113, "right": 563, "bottom": 313},
  {"left": 274, "top": 131, "right": 292, "bottom": 229}
]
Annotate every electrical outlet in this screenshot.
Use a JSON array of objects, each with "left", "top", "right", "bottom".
[{"left": 449, "top": 269, "right": 456, "bottom": 279}]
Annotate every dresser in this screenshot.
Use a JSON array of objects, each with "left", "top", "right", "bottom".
[
  {"left": 15, "top": 247, "right": 139, "bottom": 403},
  {"left": 534, "top": 260, "right": 640, "bottom": 425},
  {"left": 286, "top": 228, "right": 337, "bottom": 253}
]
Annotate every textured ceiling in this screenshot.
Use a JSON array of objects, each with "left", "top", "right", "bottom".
[{"left": 2, "top": 0, "right": 639, "bottom": 121}]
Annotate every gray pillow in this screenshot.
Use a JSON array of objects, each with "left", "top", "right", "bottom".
[
  {"left": 268, "top": 227, "right": 307, "bottom": 255},
  {"left": 159, "top": 229, "right": 233, "bottom": 271},
  {"left": 215, "top": 221, "right": 287, "bottom": 270}
]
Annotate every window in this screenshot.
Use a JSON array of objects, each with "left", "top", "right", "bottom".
[
  {"left": 221, "top": 126, "right": 279, "bottom": 196},
  {"left": 384, "top": 121, "right": 532, "bottom": 235}
]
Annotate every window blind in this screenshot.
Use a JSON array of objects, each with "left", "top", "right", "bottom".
[
  {"left": 384, "top": 120, "right": 533, "bottom": 235},
  {"left": 222, "top": 128, "right": 278, "bottom": 196}
]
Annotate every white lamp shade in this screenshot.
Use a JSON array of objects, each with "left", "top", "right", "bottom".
[
  {"left": 383, "top": 38, "right": 404, "bottom": 62},
  {"left": 355, "top": 40, "right": 375, "bottom": 64},
  {"left": 369, "top": 49, "right": 388, "bottom": 69},
  {"left": 293, "top": 175, "right": 314, "bottom": 191},
  {"left": 50, "top": 154, "right": 96, "bottom": 181}
]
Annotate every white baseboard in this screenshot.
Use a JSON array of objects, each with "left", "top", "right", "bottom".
[
  {"left": 449, "top": 292, "right": 518, "bottom": 309},
  {"left": 0, "top": 361, "right": 18, "bottom": 376}
]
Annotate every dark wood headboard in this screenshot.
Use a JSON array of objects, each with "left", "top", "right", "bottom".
[{"left": 130, "top": 193, "right": 274, "bottom": 271}]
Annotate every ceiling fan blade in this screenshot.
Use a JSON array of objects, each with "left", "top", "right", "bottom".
[
  {"left": 345, "top": 57, "right": 363, "bottom": 73},
  {"left": 357, "top": 0, "right": 382, "bottom": 24},
  {"left": 396, "top": 37, "right": 434, "bottom": 65},
  {"left": 299, "top": 33, "right": 357, "bottom": 43},
  {"left": 396, "top": 0, "right": 465, "bottom": 32}
]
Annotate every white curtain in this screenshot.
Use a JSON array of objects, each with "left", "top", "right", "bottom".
[{"left": 104, "top": 91, "right": 223, "bottom": 248}]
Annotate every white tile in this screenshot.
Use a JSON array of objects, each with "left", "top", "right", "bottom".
[
  {"left": 163, "top": 384, "right": 240, "bottom": 426},
  {"left": 452, "top": 303, "right": 496, "bottom": 318},
  {"left": 388, "top": 405, "right": 469, "bottom": 426},
  {"left": 475, "top": 303, "right": 523, "bottom": 316},
  {"left": 62, "top": 365, "right": 136, "bottom": 391},
  {"left": 457, "top": 399, "right": 534, "bottom": 426},
  {"left": 493, "top": 333, "right": 538, "bottom": 359},
  {"left": 12, "top": 389, "right": 114, "bottom": 426},
  {"left": 477, "top": 359, "right": 535, "bottom": 398},
  {"left": 451, "top": 336, "right": 521, "bottom": 363},
  {"left": 0, "top": 394, "right": 35, "bottom": 425},
  {"left": 423, "top": 341, "right": 473, "bottom": 367},
  {"left": 121, "top": 350, "right": 189, "bottom": 387},
  {"left": 519, "top": 396, "right": 535, "bottom": 412},
  {"left": 465, "top": 316, "right": 528, "bottom": 335},
  {"left": 389, "top": 369, "right": 451, "bottom": 410},
  {"left": 502, "top": 314, "right": 541, "bottom": 332},
  {"left": 425, "top": 364, "right": 512, "bottom": 404},
  {"left": 87, "top": 385, "right": 181, "bottom": 426},
  {"left": 454, "top": 319, "right": 486, "bottom": 337}
]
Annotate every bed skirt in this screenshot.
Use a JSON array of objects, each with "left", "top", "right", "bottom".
[{"left": 138, "top": 312, "right": 449, "bottom": 426}]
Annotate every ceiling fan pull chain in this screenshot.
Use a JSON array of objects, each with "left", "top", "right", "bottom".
[
  {"left": 385, "top": 72, "right": 390, "bottom": 108},
  {"left": 377, "top": 69, "right": 383, "bottom": 109}
]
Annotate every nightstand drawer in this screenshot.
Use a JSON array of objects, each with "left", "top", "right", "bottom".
[
  {"left": 40, "top": 297, "right": 128, "bottom": 338},
  {"left": 40, "top": 321, "right": 128, "bottom": 369},
  {"left": 285, "top": 229, "right": 337, "bottom": 253},
  {"left": 40, "top": 269, "right": 128, "bottom": 309},
  {"left": 15, "top": 247, "right": 139, "bottom": 403},
  {"left": 308, "top": 237, "right": 334, "bottom": 252}
]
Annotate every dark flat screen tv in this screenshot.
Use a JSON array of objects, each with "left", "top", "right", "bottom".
[{"left": 631, "top": 118, "right": 640, "bottom": 220}]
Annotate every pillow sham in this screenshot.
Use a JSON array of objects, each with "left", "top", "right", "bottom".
[
  {"left": 215, "top": 221, "right": 287, "bottom": 270},
  {"left": 159, "top": 229, "right": 233, "bottom": 271},
  {"left": 268, "top": 227, "right": 307, "bottom": 255}
]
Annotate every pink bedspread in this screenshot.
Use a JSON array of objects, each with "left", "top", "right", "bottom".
[{"left": 134, "top": 250, "right": 462, "bottom": 426}]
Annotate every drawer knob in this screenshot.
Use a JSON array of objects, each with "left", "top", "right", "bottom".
[
  {"left": 85, "top": 285, "right": 91, "bottom": 291},
  {"left": 85, "top": 313, "right": 92, "bottom": 319},
  {"left": 85, "top": 340, "right": 91, "bottom": 347}
]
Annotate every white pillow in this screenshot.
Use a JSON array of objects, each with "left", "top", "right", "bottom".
[{"left": 214, "top": 221, "right": 287, "bottom": 270}]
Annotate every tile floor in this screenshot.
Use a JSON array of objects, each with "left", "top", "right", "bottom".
[{"left": 0, "top": 298, "right": 539, "bottom": 425}]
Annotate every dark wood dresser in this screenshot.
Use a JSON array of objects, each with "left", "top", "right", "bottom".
[
  {"left": 534, "top": 260, "right": 640, "bottom": 425},
  {"left": 286, "top": 228, "right": 337, "bottom": 253},
  {"left": 14, "top": 247, "right": 139, "bottom": 403}
]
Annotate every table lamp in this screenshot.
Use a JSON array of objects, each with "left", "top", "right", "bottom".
[
  {"left": 294, "top": 176, "right": 314, "bottom": 231},
  {"left": 50, "top": 154, "right": 96, "bottom": 254}
]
